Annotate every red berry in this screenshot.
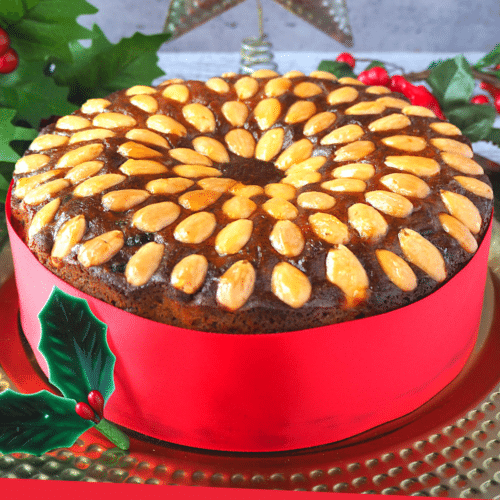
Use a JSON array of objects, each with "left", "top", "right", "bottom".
[
  {"left": 470, "top": 95, "right": 490, "bottom": 105},
  {"left": 357, "top": 66, "right": 390, "bottom": 87},
  {"left": 0, "top": 48, "right": 18, "bottom": 74},
  {"left": 88, "top": 390, "right": 105, "bottom": 418},
  {"left": 75, "top": 402, "right": 98, "bottom": 422},
  {"left": 494, "top": 94, "right": 500, "bottom": 114},
  {"left": 336, "top": 52, "right": 355, "bottom": 69},
  {"left": 389, "top": 75, "right": 411, "bottom": 93},
  {"left": 480, "top": 81, "right": 500, "bottom": 98},
  {"left": 0, "top": 27, "right": 9, "bottom": 57}
]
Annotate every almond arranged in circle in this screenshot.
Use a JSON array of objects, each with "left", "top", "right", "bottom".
[
  {"left": 334, "top": 141, "right": 375, "bottom": 162},
  {"left": 221, "top": 101, "right": 249, "bottom": 127},
  {"left": 146, "top": 178, "right": 194, "bottom": 195},
  {"left": 255, "top": 128, "right": 284, "bottom": 161},
  {"left": 93, "top": 113, "right": 137, "bottom": 129},
  {"left": 332, "top": 163, "right": 375, "bottom": 180},
  {"left": 28, "top": 198, "right": 61, "bottom": 240},
  {"left": 178, "top": 189, "right": 221, "bottom": 211},
  {"left": 270, "top": 220, "right": 305, "bottom": 257},
  {"left": 73, "top": 174, "right": 125, "bottom": 197},
  {"left": 57, "top": 144, "right": 104, "bottom": 169},
  {"left": 215, "top": 219, "right": 253, "bottom": 256},
  {"left": 14, "top": 171, "right": 61, "bottom": 199},
  {"left": 379, "top": 173, "right": 430, "bottom": 198},
  {"left": 285, "top": 101, "right": 316, "bottom": 124},
  {"left": 454, "top": 176, "right": 493, "bottom": 199},
  {"left": 29, "top": 134, "right": 69, "bottom": 152},
  {"left": 23, "top": 179, "right": 70, "bottom": 205},
  {"left": 385, "top": 155, "right": 440, "bottom": 177},
  {"left": 272, "top": 262, "right": 311, "bottom": 308},
  {"left": 431, "top": 138, "right": 473, "bottom": 158},
  {"left": 381, "top": 135, "right": 427, "bottom": 152},
  {"left": 225, "top": 129, "right": 255, "bottom": 158},
  {"left": 126, "top": 242, "right": 164, "bottom": 287},
  {"left": 439, "top": 213, "right": 478, "bottom": 253},
  {"left": 171, "top": 254, "right": 208, "bottom": 294},
  {"left": 102, "top": 189, "right": 149, "bottom": 212},
  {"left": 162, "top": 84, "right": 189, "bottom": 103},
  {"left": 216, "top": 260, "right": 256, "bottom": 311},
  {"left": 56, "top": 115, "right": 91, "bottom": 130},
  {"left": 14, "top": 154, "right": 50, "bottom": 174},
  {"left": 327, "top": 86, "right": 358, "bottom": 105},
  {"left": 309, "top": 213, "right": 349, "bottom": 245},
  {"left": 51, "top": 215, "right": 86, "bottom": 260},
  {"left": 365, "top": 190, "right": 413, "bottom": 218},
  {"left": 348, "top": 203, "right": 388, "bottom": 241},
  {"left": 440, "top": 190, "right": 481, "bottom": 234},
  {"left": 253, "top": 98, "right": 281, "bottom": 130},
  {"left": 183, "top": 103, "right": 216, "bottom": 133},
  {"left": 174, "top": 212, "right": 217, "bottom": 244},
  {"left": 78, "top": 230, "right": 124, "bottom": 268},
  {"left": 321, "top": 124, "right": 363, "bottom": 145},
  {"left": 376, "top": 249, "right": 417, "bottom": 292},
  {"left": 69, "top": 129, "right": 116, "bottom": 144},
  {"left": 368, "top": 113, "right": 411, "bottom": 132},
  {"left": 130, "top": 94, "right": 158, "bottom": 114},
  {"left": 133, "top": 201, "right": 181, "bottom": 232},
  {"left": 440, "top": 152, "right": 484, "bottom": 175},
  {"left": 297, "top": 191, "right": 336, "bottom": 210},
  {"left": 81, "top": 98, "right": 111, "bottom": 114}
]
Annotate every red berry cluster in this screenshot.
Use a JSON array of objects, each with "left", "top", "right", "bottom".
[
  {"left": 0, "top": 27, "right": 19, "bottom": 74},
  {"left": 475, "top": 79, "right": 500, "bottom": 113},
  {"left": 75, "top": 390, "right": 105, "bottom": 424}
]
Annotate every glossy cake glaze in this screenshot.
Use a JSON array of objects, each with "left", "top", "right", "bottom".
[{"left": 10, "top": 69, "right": 494, "bottom": 333}]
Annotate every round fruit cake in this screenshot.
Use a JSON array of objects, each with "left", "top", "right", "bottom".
[{"left": 9, "top": 69, "right": 494, "bottom": 333}]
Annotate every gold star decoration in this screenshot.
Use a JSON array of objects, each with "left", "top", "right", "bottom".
[{"left": 163, "top": 0, "right": 353, "bottom": 47}]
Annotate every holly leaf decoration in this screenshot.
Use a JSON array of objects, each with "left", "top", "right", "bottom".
[
  {"left": 0, "top": 108, "right": 37, "bottom": 162},
  {"left": 38, "top": 287, "right": 116, "bottom": 405},
  {"left": 318, "top": 60, "right": 357, "bottom": 79},
  {"left": 365, "top": 60, "right": 386, "bottom": 71},
  {"left": 0, "top": 390, "right": 92, "bottom": 455},
  {"left": 474, "top": 43, "right": 500, "bottom": 70},
  {"left": 444, "top": 102, "right": 497, "bottom": 142}
]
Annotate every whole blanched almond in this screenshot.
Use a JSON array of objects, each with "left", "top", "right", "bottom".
[
  {"left": 133, "top": 201, "right": 181, "bottom": 232},
  {"left": 215, "top": 219, "right": 253, "bottom": 255},
  {"left": 78, "top": 230, "right": 124, "bottom": 268},
  {"left": 347, "top": 203, "right": 388, "bottom": 240},
  {"left": 146, "top": 178, "right": 194, "bottom": 195},
  {"left": 93, "top": 112, "right": 137, "bottom": 129},
  {"left": 206, "top": 77, "right": 230, "bottom": 93},
  {"left": 125, "top": 129, "right": 170, "bottom": 149},
  {"left": 229, "top": 183, "right": 264, "bottom": 198},
  {"left": 309, "top": 213, "right": 349, "bottom": 244},
  {"left": 159, "top": 78, "right": 184, "bottom": 85},
  {"left": 429, "top": 122, "right": 461, "bottom": 135},
  {"left": 253, "top": 98, "right": 281, "bottom": 130},
  {"left": 171, "top": 254, "right": 208, "bottom": 294},
  {"left": 368, "top": 113, "right": 411, "bottom": 132},
  {"left": 118, "top": 141, "right": 162, "bottom": 159},
  {"left": 192, "top": 136, "right": 230, "bottom": 163},
  {"left": 130, "top": 94, "right": 159, "bottom": 114},
  {"left": 376, "top": 96, "right": 409, "bottom": 109},
  {"left": 222, "top": 195, "right": 257, "bottom": 219},
  {"left": 68, "top": 128, "right": 116, "bottom": 144},
  {"left": 173, "top": 164, "right": 222, "bottom": 178},
  {"left": 398, "top": 228, "right": 446, "bottom": 282},
  {"left": 334, "top": 141, "right": 375, "bottom": 162},
  {"left": 439, "top": 213, "right": 478, "bottom": 253},
  {"left": 365, "top": 190, "right": 413, "bottom": 217},
  {"left": 120, "top": 159, "right": 168, "bottom": 176},
  {"left": 264, "top": 183, "right": 296, "bottom": 200},
  {"left": 147, "top": 115, "right": 187, "bottom": 136},
  {"left": 293, "top": 81, "right": 322, "bottom": 98},
  {"left": 23, "top": 179, "right": 70, "bottom": 205},
  {"left": 309, "top": 70, "right": 337, "bottom": 80},
  {"left": 270, "top": 220, "right": 305, "bottom": 257},
  {"left": 284, "top": 101, "right": 316, "bottom": 124},
  {"left": 14, "top": 154, "right": 50, "bottom": 174},
  {"left": 286, "top": 156, "right": 326, "bottom": 175},
  {"left": 174, "top": 212, "right": 217, "bottom": 244},
  {"left": 56, "top": 115, "right": 91, "bottom": 130},
  {"left": 326, "top": 245, "right": 369, "bottom": 307},
  {"left": 332, "top": 163, "right": 374, "bottom": 180},
  {"left": 379, "top": 173, "right": 430, "bottom": 198},
  {"left": 102, "top": 189, "right": 150, "bottom": 212},
  {"left": 56, "top": 144, "right": 104, "bottom": 169},
  {"left": 345, "top": 101, "right": 386, "bottom": 115},
  {"left": 252, "top": 69, "right": 279, "bottom": 78},
  {"left": 326, "top": 86, "right": 358, "bottom": 105},
  {"left": 321, "top": 178, "right": 366, "bottom": 193},
  {"left": 126, "top": 85, "right": 156, "bottom": 95},
  {"left": 385, "top": 155, "right": 440, "bottom": 177},
  {"left": 339, "top": 77, "right": 365, "bottom": 86},
  {"left": 216, "top": 260, "right": 256, "bottom": 311},
  {"left": 65, "top": 161, "right": 104, "bottom": 184},
  {"left": 262, "top": 198, "right": 298, "bottom": 220},
  {"left": 297, "top": 191, "right": 335, "bottom": 210},
  {"left": 375, "top": 249, "right": 417, "bottom": 292},
  {"left": 225, "top": 129, "right": 255, "bottom": 158},
  {"left": 15, "top": 171, "right": 61, "bottom": 199},
  {"left": 272, "top": 262, "right": 311, "bottom": 308},
  {"left": 29, "top": 134, "right": 68, "bottom": 152},
  {"left": 431, "top": 138, "right": 473, "bottom": 158},
  {"left": 197, "top": 177, "right": 236, "bottom": 193},
  {"left": 402, "top": 105, "right": 436, "bottom": 117},
  {"left": 303, "top": 111, "right": 336, "bottom": 136},
  {"left": 73, "top": 174, "right": 125, "bottom": 197},
  {"left": 276, "top": 139, "right": 313, "bottom": 171},
  {"left": 265, "top": 77, "right": 292, "bottom": 97},
  {"left": 282, "top": 170, "right": 322, "bottom": 188},
  {"left": 125, "top": 242, "right": 164, "bottom": 287},
  {"left": 235, "top": 76, "right": 259, "bottom": 99},
  {"left": 320, "top": 124, "right": 364, "bottom": 145},
  {"left": 381, "top": 135, "right": 427, "bottom": 152},
  {"left": 366, "top": 85, "right": 391, "bottom": 94},
  {"left": 81, "top": 99, "right": 111, "bottom": 114},
  {"left": 28, "top": 197, "right": 61, "bottom": 240},
  {"left": 255, "top": 128, "right": 284, "bottom": 161},
  {"left": 440, "top": 152, "right": 484, "bottom": 175},
  {"left": 221, "top": 101, "right": 249, "bottom": 127},
  {"left": 440, "top": 190, "right": 481, "bottom": 234},
  {"left": 284, "top": 70, "right": 305, "bottom": 78},
  {"left": 170, "top": 148, "right": 212, "bottom": 166},
  {"left": 182, "top": 103, "right": 216, "bottom": 133},
  {"left": 178, "top": 189, "right": 221, "bottom": 211},
  {"left": 51, "top": 215, "right": 86, "bottom": 260},
  {"left": 162, "top": 84, "right": 190, "bottom": 102},
  {"left": 454, "top": 176, "right": 493, "bottom": 199}
]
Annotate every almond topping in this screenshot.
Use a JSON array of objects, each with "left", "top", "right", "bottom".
[
  {"left": 326, "top": 86, "right": 358, "bottom": 105},
  {"left": 439, "top": 213, "right": 478, "bottom": 253},
  {"left": 119, "top": 159, "right": 168, "bottom": 175},
  {"left": 78, "top": 230, "right": 124, "bottom": 268},
  {"left": 321, "top": 178, "right": 366, "bottom": 193},
  {"left": 162, "top": 84, "right": 189, "bottom": 103},
  {"left": 265, "top": 77, "right": 292, "bottom": 97},
  {"left": 297, "top": 191, "right": 336, "bottom": 210},
  {"left": 368, "top": 113, "right": 411, "bottom": 132},
  {"left": 173, "top": 164, "right": 222, "bottom": 178},
  {"left": 375, "top": 249, "right": 417, "bottom": 292},
  {"left": 326, "top": 245, "right": 369, "bottom": 307},
  {"left": 253, "top": 98, "right": 281, "bottom": 130},
  {"left": 93, "top": 112, "right": 137, "bottom": 129},
  {"left": 275, "top": 138, "right": 313, "bottom": 170},
  {"left": 252, "top": 69, "right": 279, "bottom": 78},
  {"left": 440, "top": 152, "right": 484, "bottom": 175},
  {"left": 29, "top": 134, "right": 69, "bottom": 152},
  {"left": 23, "top": 179, "right": 70, "bottom": 205},
  {"left": 348, "top": 203, "right": 388, "bottom": 240},
  {"left": 133, "top": 201, "right": 181, "bottom": 232},
  {"left": 171, "top": 254, "right": 208, "bottom": 294},
  {"left": 221, "top": 101, "right": 249, "bottom": 127},
  {"left": 431, "top": 138, "right": 473, "bottom": 158},
  {"left": 170, "top": 148, "right": 212, "bottom": 166},
  {"left": 402, "top": 105, "right": 436, "bottom": 117},
  {"left": 454, "top": 176, "right": 493, "bottom": 199},
  {"left": 60, "top": 163, "right": 100, "bottom": 187},
  {"left": 334, "top": 141, "right": 375, "bottom": 161},
  {"left": 440, "top": 190, "right": 482, "bottom": 234},
  {"left": 365, "top": 190, "right": 413, "bottom": 218},
  {"left": 385, "top": 155, "right": 440, "bottom": 177},
  {"left": 130, "top": 94, "right": 159, "bottom": 114},
  {"left": 255, "top": 127, "right": 284, "bottom": 161},
  {"left": 345, "top": 101, "right": 386, "bottom": 115},
  {"left": 125, "top": 129, "right": 170, "bottom": 149},
  {"left": 182, "top": 103, "right": 216, "bottom": 133},
  {"left": 174, "top": 212, "right": 217, "bottom": 244},
  {"left": 285, "top": 156, "right": 326, "bottom": 175},
  {"left": 159, "top": 78, "right": 184, "bottom": 85},
  {"left": 339, "top": 77, "right": 365, "bottom": 85},
  {"left": 376, "top": 96, "right": 409, "bottom": 109},
  {"left": 56, "top": 115, "right": 91, "bottom": 131},
  {"left": 146, "top": 178, "right": 194, "bottom": 195},
  {"left": 102, "top": 189, "right": 149, "bottom": 211},
  {"left": 303, "top": 111, "right": 336, "bottom": 136},
  {"left": 264, "top": 183, "right": 296, "bottom": 200},
  {"left": 73, "top": 174, "right": 125, "bottom": 197},
  {"left": 381, "top": 135, "right": 427, "bottom": 152},
  {"left": 56, "top": 144, "right": 104, "bottom": 169},
  {"left": 14, "top": 171, "right": 61, "bottom": 199},
  {"left": 68, "top": 129, "right": 116, "bottom": 144},
  {"left": 284, "top": 100, "right": 316, "bottom": 124},
  {"left": 178, "top": 189, "right": 221, "bottom": 211},
  {"left": 332, "top": 163, "right": 375, "bottom": 180},
  {"left": 309, "top": 213, "right": 349, "bottom": 245},
  {"left": 192, "top": 136, "right": 230, "bottom": 163},
  {"left": 282, "top": 170, "right": 322, "bottom": 188},
  {"left": 235, "top": 76, "right": 259, "bottom": 100},
  {"left": 262, "top": 198, "right": 298, "bottom": 220},
  {"left": 197, "top": 177, "right": 237, "bottom": 192},
  {"left": 269, "top": 220, "right": 305, "bottom": 257},
  {"left": 225, "top": 129, "right": 255, "bottom": 158},
  {"left": 51, "top": 215, "right": 86, "bottom": 260},
  {"left": 28, "top": 198, "right": 61, "bottom": 240},
  {"left": 222, "top": 196, "right": 257, "bottom": 219},
  {"left": 206, "top": 77, "right": 230, "bottom": 94},
  {"left": 272, "top": 262, "right": 311, "bottom": 308},
  {"left": 320, "top": 124, "right": 364, "bottom": 145},
  {"left": 379, "top": 173, "right": 430, "bottom": 198},
  {"left": 81, "top": 99, "right": 111, "bottom": 114},
  {"left": 126, "top": 85, "right": 156, "bottom": 95},
  {"left": 229, "top": 183, "right": 264, "bottom": 198},
  {"left": 293, "top": 81, "right": 322, "bottom": 98},
  {"left": 398, "top": 228, "right": 446, "bottom": 282},
  {"left": 284, "top": 70, "right": 305, "bottom": 78},
  {"left": 216, "top": 260, "right": 256, "bottom": 311},
  {"left": 215, "top": 219, "right": 253, "bottom": 256},
  {"left": 366, "top": 85, "right": 391, "bottom": 94},
  {"left": 429, "top": 122, "right": 461, "bottom": 135},
  {"left": 147, "top": 115, "right": 187, "bottom": 137},
  {"left": 14, "top": 154, "right": 50, "bottom": 174},
  {"left": 309, "top": 70, "right": 337, "bottom": 80},
  {"left": 125, "top": 242, "right": 164, "bottom": 287},
  {"left": 118, "top": 141, "right": 162, "bottom": 159}
]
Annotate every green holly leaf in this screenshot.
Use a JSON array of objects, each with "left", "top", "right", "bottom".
[
  {"left": 484, "top": 127, "right": 500, "bottom": 148},
  {"left": 0, "top": 389, "right": 91, "bottom": 455},
  {"left": 474, "top": 43, "right": 500, "bottom": 70},
  {"left": 38, "top": 287, "right": 116, "bottom": 405},
  {"left": 365, "top": 60, "right": 385, "bottom": 71},
  {"left": 427, "top": 55, "right": 475, "bottom": 106},
  {"left": 444, "top": 102, "right": 496, "bottom": 142},
  {"left": 0, "top": 108, "right": 37, "bottom": 162},
  {"left": 1, "top": 0, "right": 98, "bottom": 63},
  {"left": 317, "top": 60, "right": 356, "bottom": 79}
]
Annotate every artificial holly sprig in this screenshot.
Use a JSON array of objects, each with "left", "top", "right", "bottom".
[{"left": 0, "top": 287, "right": 129, "bottom": 455}]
